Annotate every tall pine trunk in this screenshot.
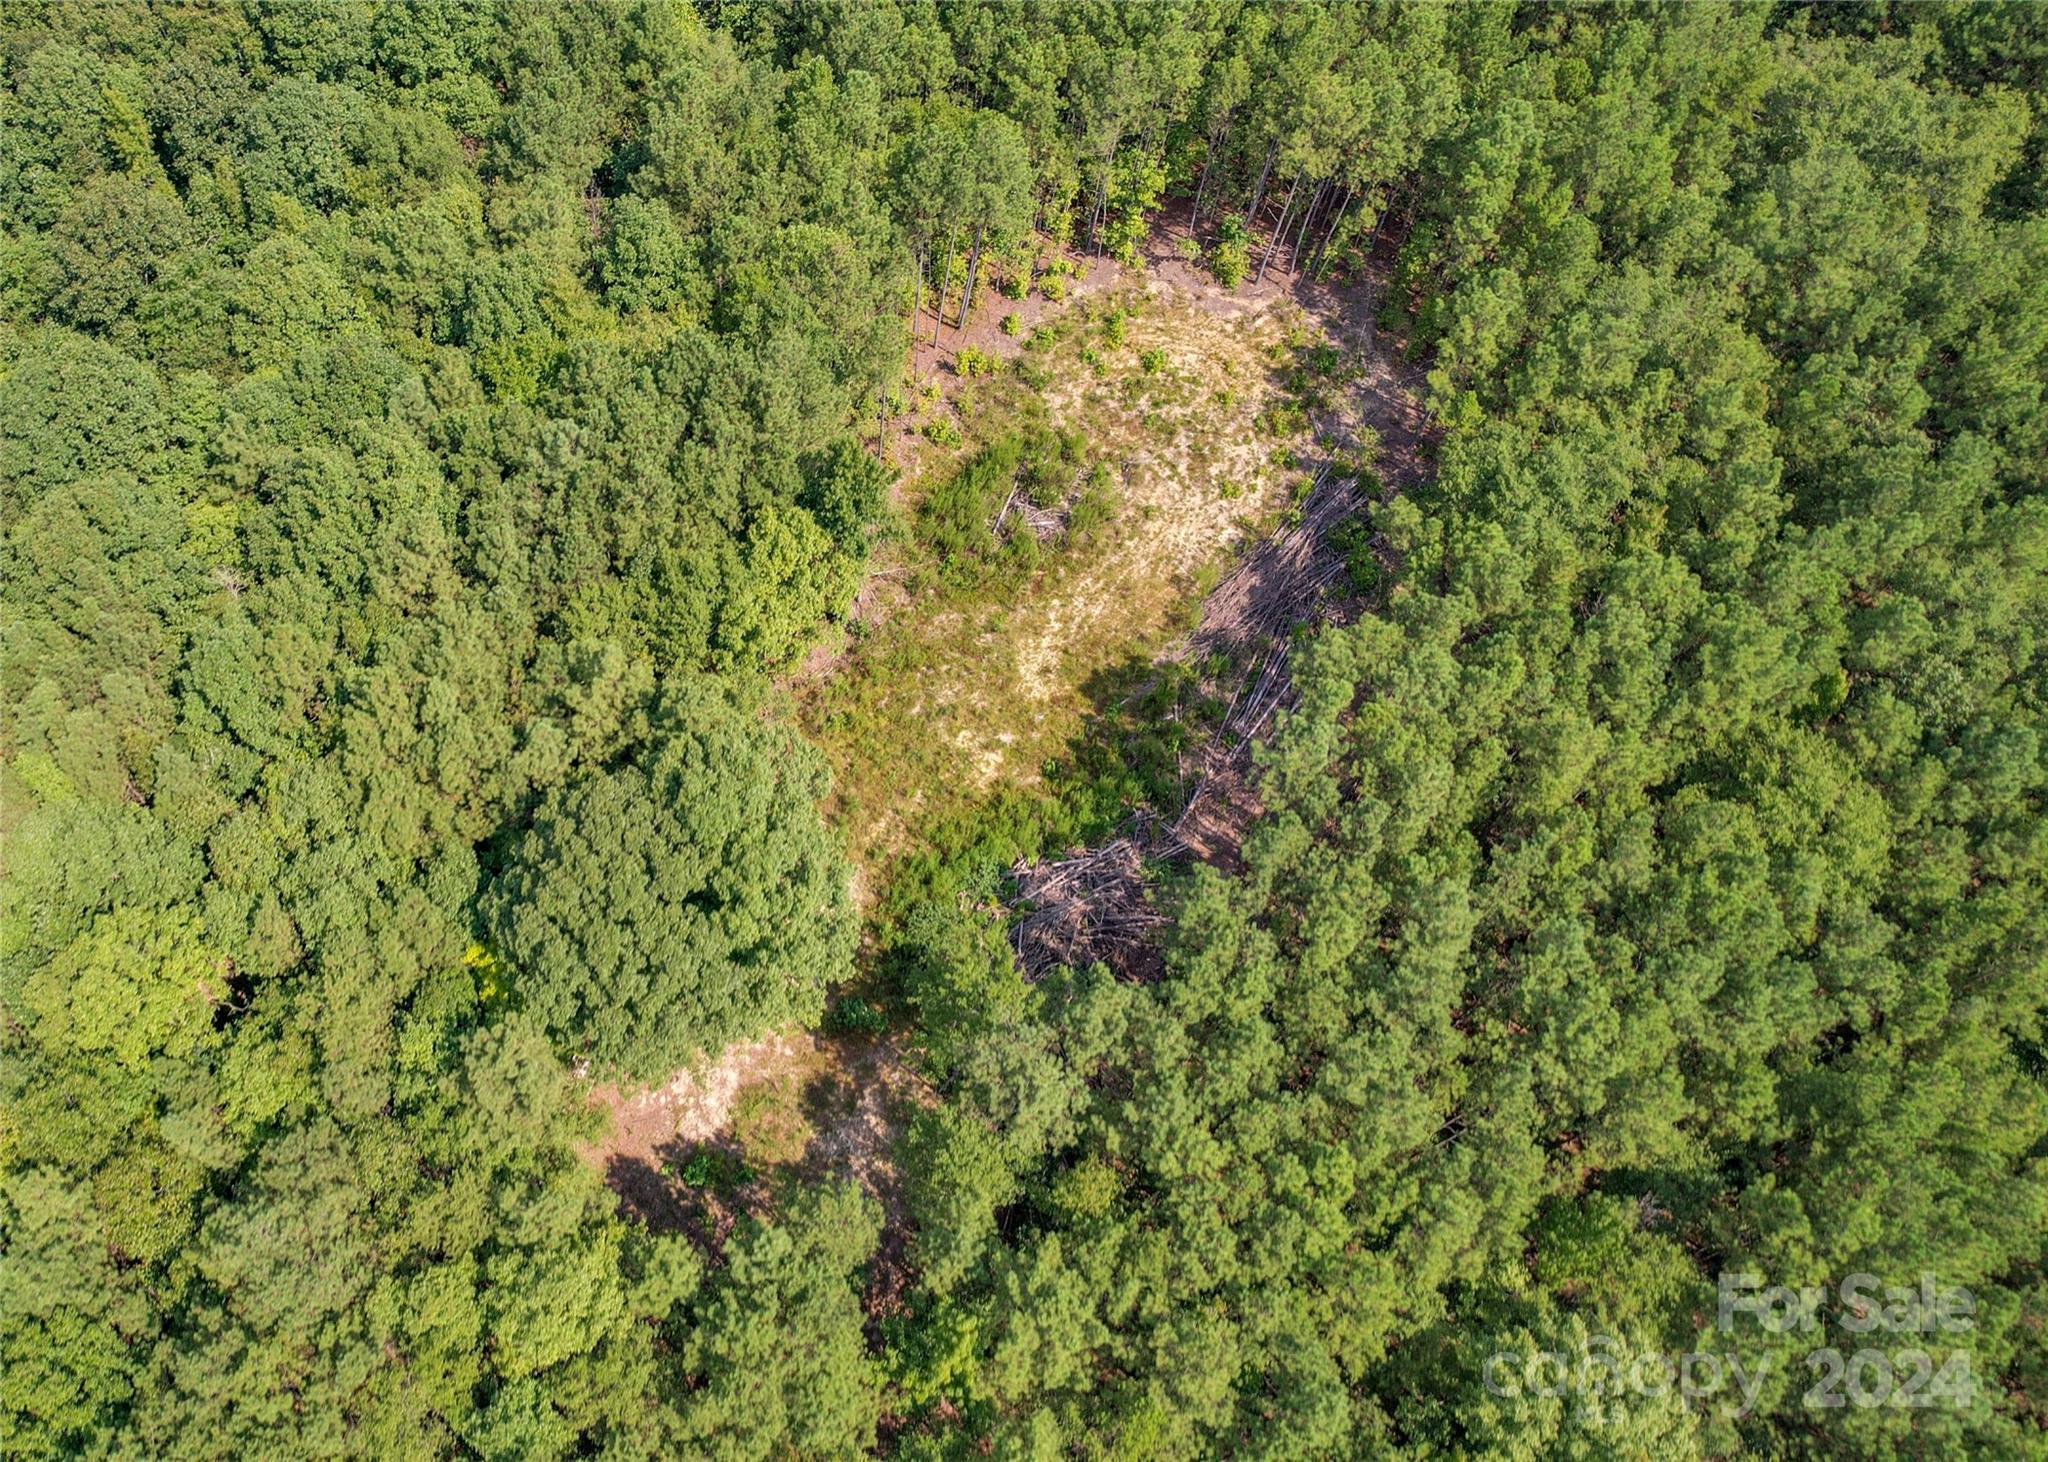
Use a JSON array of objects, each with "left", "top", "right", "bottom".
[
  {"left": 1245, "top": 139, "right": 1278, "bottom": 228},
  {"left": 960, "top": 225, "right": 986, "bottom": 334},
  {"left": 934, "top": 227, "right": 957, "bottom": 346},
  {"left": 909, "top": 242, "right": 925, "bottom": 379},
  {"left": 1310, "top": 187, "right": 1353, "bottom": 278},
  {"left": 1191, "top": 116, "right": 1231, "bottom": 228},
  {"left": 1256, "top": 176, "right": 1299, "bottom": 285},
  {"left": 1368, "top": 186, "right": 1402, "bottom": 255},
  {"left": 1290, "top": 179, "right": 1328, "bottom": 274}
]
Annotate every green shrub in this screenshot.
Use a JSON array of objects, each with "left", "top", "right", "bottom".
[
  {"left": 1068, "top": 461, "right": 1117, "bottom": 541},
  {"left": 1021, "top": 423, "right": 1087, "bottom": 506},
  {"left": 922, "top": 415, "right": 964, "bottom": 446},
  {"left": 1000, "top": 312, "right": 1021, "bottom": 336},
  {"left": 1139, "top": 347, "right": 1166, "bottom": 374},
  {"left": 1257, "top": 399, "right": 1309, "bottom": 437},
  {"left": 1330, "top": 519, "right": 1383, "bottom": 595},
  {"left": 673, "top": 1146, "right": 750, "bottom": 1190},
  {"left": 1211, "top": 215, "right": 1249, "bottom": 287},
  {"left": 1103, "top": 309, "right": 1127, "bottom": 347},
  {"left": 919, "top": 434, "right": 1021, "bottom": 578},
  {"left": 1024, "top": 322, "right": 1056, "bottom": 352},
  {"left": 1040, "top": 275, "right": 1068, "bottom": 303},
  {"left": 955, "top": 346, "right": 998, "bottom": 378},
  {"left": 826, "top": 995, "right": 889, "bottom": 1036},
  {"left": 1000, "top": 525, "right": 1041, "bottom": 573}
]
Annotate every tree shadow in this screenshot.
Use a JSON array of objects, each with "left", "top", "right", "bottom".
[{"left": 604, "top": 1131, "right": 751, "bottom": 1247}]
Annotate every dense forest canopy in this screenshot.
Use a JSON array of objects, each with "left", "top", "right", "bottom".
[{"left": 2, "top": 1, "right": 2045, "bottom": 1458}]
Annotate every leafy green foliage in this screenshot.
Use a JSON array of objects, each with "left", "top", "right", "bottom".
[
  {"left": 667, "top": 1184, "right": 882, "bottom": 1458},
  {"left": 486, "top": 684, "right": 853, "bottom": 1079},
  {"left": 876, "top": 7, "right": 2048, "bottom": 1459},
  {"left": 0, "top": 7, "right": 891, "bottom": 1454},
  {"left": 673, "top": 1147, "right": 750, "bottom": 1192},
  {"left": 917, "top": 434, "right": 1023, "bottom": 580},
  {"left": 825, "top": 995, "right": 889, "bottom": 1037},
  {"left": 3, "top": 4, "right": 2045, "bottom": 1459},
  {"left": 1211, "top": 215, "right": 1250, "bottom": 285}
]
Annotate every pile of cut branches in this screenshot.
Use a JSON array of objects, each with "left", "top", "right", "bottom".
[{"left": 1009, "top": 835, "right": 1166, "bottom": 979}]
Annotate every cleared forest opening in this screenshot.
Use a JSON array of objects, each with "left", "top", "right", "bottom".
[{"left": 592, "top": 218, "right": 1434, "bottom": 1267}]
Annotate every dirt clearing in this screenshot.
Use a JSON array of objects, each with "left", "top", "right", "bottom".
[
  {"left": 801, "top": 246, "right": 1330, "bottom": 883},
  {"left": 587, "top": 1028, "right": 932, "bottom": 1257}
]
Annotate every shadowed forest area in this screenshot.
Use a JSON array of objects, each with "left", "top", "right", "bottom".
[{"left": 2, "top": 3, "right": 2047, "bottom": 1458}]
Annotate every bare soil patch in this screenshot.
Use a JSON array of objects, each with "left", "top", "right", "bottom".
[{"left": 586, "top": 1028, "right": 933, "bottom": 1272}]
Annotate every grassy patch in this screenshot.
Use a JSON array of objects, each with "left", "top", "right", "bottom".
[{"left": 732, "top": 1073, "right": 816, "bottom": 1168}]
